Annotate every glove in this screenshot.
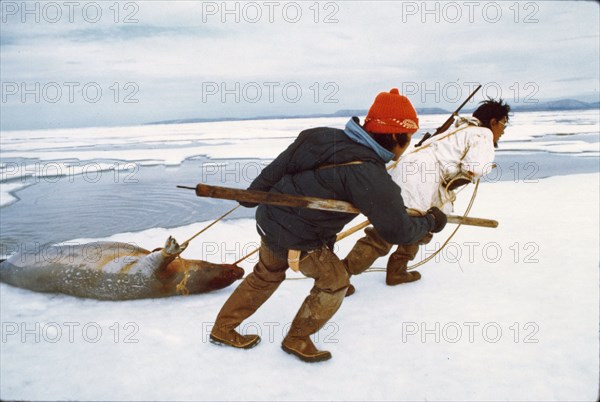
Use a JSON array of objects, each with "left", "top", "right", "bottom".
[
  {"left": 239, "top": 201, "right": 259, "bottom": 208},
  {"left": 426, "top": 207, "right": 447, "bottom": 233}
]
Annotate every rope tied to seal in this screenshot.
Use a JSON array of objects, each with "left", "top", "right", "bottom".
[
  {"left": 175, "top": 255, "right": 191, "bottom": 296},
  {"left": 172, "top": 159, "right": 487, "bottom": 288},
  {"left": 169, "top": 205, "right": 241, "bottom": 295},
  {"left": 209, "top": 164, "right": 483, "bottom": 280}
]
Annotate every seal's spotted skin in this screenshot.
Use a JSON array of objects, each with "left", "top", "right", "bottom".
[{"left": 0, "top": 237, "right": 244, "bottom": 300}]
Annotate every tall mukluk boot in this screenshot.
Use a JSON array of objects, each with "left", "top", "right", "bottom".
[
  {"left": 342, "top": 227, "right": 392, "bottom": 297},
  {"left": 210, "top": 274, "right": 280, "bottom": 349},
  {"left": 344, "top": 228, "right": 392, "bottom": 276},
  {"left": 282, "top": 287, "right": 346, "bottom": 362},
  {"left": 386, "top": 243, "right": 421, "bottom": 286}
]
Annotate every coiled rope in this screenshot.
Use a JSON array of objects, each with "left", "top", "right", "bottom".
[{"left": 365, "top": 177, "right": 480, "bottom": 274}]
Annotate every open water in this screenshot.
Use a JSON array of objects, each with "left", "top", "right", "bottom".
[{"left": 1, "top": 111, "right": 598, "bottom": 254}]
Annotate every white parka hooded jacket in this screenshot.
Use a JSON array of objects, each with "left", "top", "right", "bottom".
[{"left": 390, "top": 116, "right": 496, "bottom": 214}]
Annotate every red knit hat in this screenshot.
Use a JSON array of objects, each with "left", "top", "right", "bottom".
[{"left": 364, "top": 88, "right": 419, "bottom": 134}]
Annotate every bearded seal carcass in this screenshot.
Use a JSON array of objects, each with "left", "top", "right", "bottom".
[{"left": 0, "top": 236, "right": 244, "bottom": 300}]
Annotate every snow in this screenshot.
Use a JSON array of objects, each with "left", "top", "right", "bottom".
[
  {"left": 1, "top": 173, "right": 598, "bottom": 401},
  {"left": 1, "top": 111, "right": 599, "bottom": 401},
  {"left": 500, "top": 140, "right": 599, "bottom": 155},
  {"left": 1, "top": 110, "right": 598, "bottom": 168},
  {"left": 0, "top": 117, "right": 331, "bottom": 165},
  {"left": 1, "top": 111, "right": 598, "bottom": 208},
  {"left": 0, "top": 181, "right": 28, "bottom": 207}
]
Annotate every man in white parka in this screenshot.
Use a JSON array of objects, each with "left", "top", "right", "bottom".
[{"left": 343, "top": 99, "right": 511, "bottom": 292}]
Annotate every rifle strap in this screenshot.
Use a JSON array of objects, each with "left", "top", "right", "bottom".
[
  {"left": 317, "top": 161, "right": 364, "bottom": 170},
  {"left": 414, "top": 125, "right": 470, "bottom": 152},
  {"left": 389, "top": 125, "right": 471, "bottom": 170}
]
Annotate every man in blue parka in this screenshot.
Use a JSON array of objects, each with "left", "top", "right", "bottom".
[{"left": 210, "top": 88, "right": 447, "bottom": 362}]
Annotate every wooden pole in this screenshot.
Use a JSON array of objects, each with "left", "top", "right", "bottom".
[{"left": 178, "top": 183, "right": 499, "bottom": 228}]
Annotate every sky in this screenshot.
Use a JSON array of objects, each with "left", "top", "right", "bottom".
[{"left": 0, "top": 0, "right": 599, "bottom": 130}]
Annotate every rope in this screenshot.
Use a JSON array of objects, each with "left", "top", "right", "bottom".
[
  {"left": 231, "top": 171, "right": 480, "bottom": 283},
  {"left": 233, "top": 179, "right": 479, "bottom": 282},
  {"left": 174, "top": 204, "right": 241, "bottom": 295},
  {"left": 182, "top": 152, "right": 479, "bottom": 285},
  {"left": 172, "top": 178, "right": 480, "bottom": 291},
  {"left": 180, "top": 205, "right": 241, "bottom": 249},
  {"left": 388, "top": 125, "right": 470, "bottom": 171},
  {"left": 233, "top": 247, "right": 259, "bottom": 266}
]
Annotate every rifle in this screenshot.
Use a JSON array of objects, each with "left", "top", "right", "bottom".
[{"left": 414, "top": 84, "right": 482, "bottom": 147}]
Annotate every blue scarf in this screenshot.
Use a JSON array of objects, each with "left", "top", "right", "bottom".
[{"left": 343, "top": 117, "right": 395, "bottom": 162}]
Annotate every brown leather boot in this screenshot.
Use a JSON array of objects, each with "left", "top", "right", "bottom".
[
  {"left": 343, "top": 227, "right": 392, "bottom": 297},
  {"left": 211, "top": 244, "right": 287, "bottom": 349},
  {"left": 210, "top": 276, "right": 272, "bottom": 349},
  {"left": 282, "top": 333, "right": 332, "bottom": 362},
  {"left": 344, "top": 227, "right": 392, "bottom": 276},
  {"left": 210, "top": 327, "right": 261, "bottom": 349},
  {"left": 386, "top": 243, "right": 421, "bottom": 286},
  {"left": 282, "top": 287, "right": 345, "bottom": 363}
]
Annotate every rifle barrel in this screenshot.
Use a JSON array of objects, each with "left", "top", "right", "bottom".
[
  {"left": 415, "top": 84, "right": 482, "bottom": 147},
  {"left": 455, "top": 84, "right": 482, "bottom": 113}
]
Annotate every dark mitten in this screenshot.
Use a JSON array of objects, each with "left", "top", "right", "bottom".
[{"left": 426, "top": 207, "right": 447, "bottom": 233}]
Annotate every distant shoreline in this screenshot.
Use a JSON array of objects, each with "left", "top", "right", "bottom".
[
  {"left": 146, "top": 99, "right": 600, "bottom": 126},
  {"left": 2, "top": 101, "right": 598, "bottom": 132}
]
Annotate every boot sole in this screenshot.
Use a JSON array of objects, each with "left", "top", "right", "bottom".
[
  {"left": 281, "top": 343, "right": 332, "bottom": 363},
  {"left": 386, "top": 278, "right": 421, "bottom": 286},
  {"left": 386, "top": 272, "right": 422, "bottom": 286},
  {"left": 209, "top": 334, "right": 261, "bottom": 349}
]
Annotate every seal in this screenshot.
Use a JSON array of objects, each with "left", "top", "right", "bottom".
[{"left": 0, "top": 237, "right": 244, "bottom": 300}]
